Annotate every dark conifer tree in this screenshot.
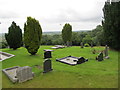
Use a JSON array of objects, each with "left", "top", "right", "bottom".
[
  {"left": 62, "top": 23, "right": 72, "bottom": 46},
  {"left": 102, "top": 1, "right": 120, "bottom": 50},
  {"left": 5, "top": 21, "right": 22, "bottom": 50},
  {"left": 24, "top": 17, "right": 42, "bottom": 55}
]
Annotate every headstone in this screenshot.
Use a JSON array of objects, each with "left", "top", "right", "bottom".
[
  {"left": 43, "top": 59, "right": 53, "bottom": 73},
  {"left": 96, "top": 52, "right": 104, "bottom": 61},
  {"left": 77, "top": 57, "right": 85, "bottom": 64},
  {"left": 16, "top": 66, "right": 34, "bottom": 83},
  {"left": 44, "top": 51, "right": 52, "bottom": 59},
  {"left": 104, "top": 45, "right": 109, "bottom": 59},
  {"left": 80, "top": 42, "right": 84, "bottom": 48}
]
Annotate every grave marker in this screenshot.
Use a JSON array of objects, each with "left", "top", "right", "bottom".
[
  {"left": 104, "top": 45, "right": 109, "bottom": 59},
  {"left": 16, "top": 66, "right": 34, "bottom": 83},
  {"left": 44, "top": 51, "right": 52, "bottom": 59},
  {"left": 96, "top": 52, "right": 104, "bottom": 61},
  {"left": 43, "top": 59, "right": 53, "bottom": 73}
]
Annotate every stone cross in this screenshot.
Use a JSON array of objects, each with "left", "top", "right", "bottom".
[
  {"left": 43, "top": 59, "right": 53, "bottom": 73},
  {"left": 16, "top": 66, "right": 34, "bottom": 83}
]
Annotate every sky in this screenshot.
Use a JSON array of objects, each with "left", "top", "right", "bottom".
[{"left": 0, "top": 0, "right": 106, "bottom": 33}]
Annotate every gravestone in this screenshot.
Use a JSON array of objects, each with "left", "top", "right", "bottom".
[
  {"left": 77, "top": 57, "right": 85, "bottom": 64},
  {"left": 80, "top": 42, "right": 84, "bottom": 48},
  {"left": 16, "top": 66, "right": 34, "bottom": 83},
  {"left": 104, "top": 45, "right": 109, "bottom": 59},
  {"left": 43, "top": 59, "right": 53, "bottom": 73},
  {"left": 44, "top": 51, "right": 52, "bottom": 59},
  {"left": 96, "top": 52, "right": 104, "bottom": 61}
]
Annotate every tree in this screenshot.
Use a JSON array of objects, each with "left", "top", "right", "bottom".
[
  {"left": 102, "top": 1, "right": 120, "bottom": 50},
  {"left": 5, "top": 21, "right": 22, "bottom": 50},
  {"left": 91, "top": 25, "right": 105, "bottom": 46},
  {"left": 82, "top": 35, "right": 92, "bottom": 45},
  {"left": 24, "top": 17, "right": 42, "bottom": 55},
  {"left": 62, "top": 23, "right": 72, "bottom": 46}
]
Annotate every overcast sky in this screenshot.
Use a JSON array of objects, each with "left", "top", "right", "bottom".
[{"left": 0, "top": 0, "right": 106, "bottom": 33}]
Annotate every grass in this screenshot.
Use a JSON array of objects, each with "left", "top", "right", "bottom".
[{"left": 1, "top": 46, "right": 118, "bottom": 88}]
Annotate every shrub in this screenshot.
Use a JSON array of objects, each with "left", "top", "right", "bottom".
[{"left": 84, "top": 43, "right": 90, "bottom": 47}]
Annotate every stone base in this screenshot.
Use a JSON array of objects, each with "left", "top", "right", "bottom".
[
  {"left": 43, "top": 69, "right": 53, "bottom": 73},
  {"left": 105, "top": 56, "right": 110, "bottom": 59}
]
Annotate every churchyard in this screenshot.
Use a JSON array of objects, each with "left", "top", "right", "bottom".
[{"left": 1, "top": 45, "right": 118, "bottom": 88}]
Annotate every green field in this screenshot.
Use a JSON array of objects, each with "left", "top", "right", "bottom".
[{"left": 1, "top": 46, "right": 118, "bottom": 88}]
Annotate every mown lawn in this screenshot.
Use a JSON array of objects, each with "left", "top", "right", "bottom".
[{"left": 1, "top": 46, "right": 118, "bottom": 88}]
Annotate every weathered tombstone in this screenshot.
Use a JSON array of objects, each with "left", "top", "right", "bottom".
[
  {"left": 80, "top": 42, "right": 84, "bottom": 48},
  {"left": 16, "top": 66, "right": 34, "bottom": 83},
  {"left": 104, "top": 45, "right": 109, "bottom": 59},
  {"left": 43, "top": 59, "right": 53, "bottom": 73},
  {"left": 44, "top": 51, "right": 52, "bottom": 59},
  {"left": 96, "top": 52, "right": 104, "bottom": 61}
]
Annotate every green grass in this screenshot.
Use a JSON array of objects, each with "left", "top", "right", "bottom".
[{"left": 1, "top": 46, "right": 118, "bottom": 88}]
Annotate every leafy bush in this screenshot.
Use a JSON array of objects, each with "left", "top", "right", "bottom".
[{"left": 84, "top": 43, "right": 90, "bottom": 47}]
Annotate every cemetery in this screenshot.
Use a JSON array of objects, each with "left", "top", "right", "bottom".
[{"left": 1, "top": 45, "right": 118, "bottom": 88}]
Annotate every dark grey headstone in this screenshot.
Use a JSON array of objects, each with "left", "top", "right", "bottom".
[
  {"left": 43, "top": 59, "right": 53, "bottom": 73},
  {"left": 96, "top": 52, "right": 104, "bottom": 61},
  {"left": 77, "top": 57, "right": 85, "bottom": 64},
  {"left": 44, "top": 51, "right": 52, "bottom": 59}
]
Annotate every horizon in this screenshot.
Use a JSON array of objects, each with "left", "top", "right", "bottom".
[{"left": 0, "top": 29, "right": 91, "bottom": 34}]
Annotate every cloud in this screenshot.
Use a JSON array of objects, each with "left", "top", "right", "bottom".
[
  {"left": 41, "top": 8, "right": 103, "bottom": 23},
  {"left": 0, "top": 0, "right": 106, "bottom": 33},
  {"left": 0, "top": 10, "right": 19, "bottom": 19}
]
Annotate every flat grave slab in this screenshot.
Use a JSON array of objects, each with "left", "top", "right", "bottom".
[
  {"left": 2, "top": 66, "right": 19, "bottom": 83},
  {"left": 2, "top": 66, "right": 34, "bottom": 83},
  {"left": 56, "top": 56, "right": 88, "bottom": 66},
  {"left": 0, "top": 51, "right": 15, "bottom": 61},
  {"left": 51, "top": 45, "right": 65, "bottom": 49},
  {"left": 44, "top": 49, "right": 54, "bottom": 52}
]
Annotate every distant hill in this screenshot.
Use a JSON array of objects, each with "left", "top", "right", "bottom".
[
  {"left": 0, "top": 30, "right": 91, "bottom": 41},
  {"left": 43, "top": 30, "right": 91, "bottom": 35}
]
